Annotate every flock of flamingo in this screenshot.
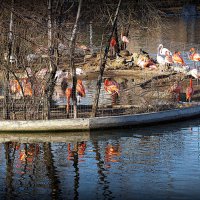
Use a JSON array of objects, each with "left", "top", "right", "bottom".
[
  {"left": 8, "top": 41, "right": 200, "bottom": 113},
  {"left": 65, "top": 78, "right": 120, "bottom": 113},
  {"left": 156, "top": 44, "right": 200, "bottom": 103},
  {"left": 157, "top": 44, "right": 200, "bottom": 67},
  {"left": 136, "top": 44, "right": 200, "bottom": 103}
]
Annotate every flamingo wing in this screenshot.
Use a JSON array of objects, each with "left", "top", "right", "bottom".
[
  {"left": 193, "top": 53, "right": 200, "bottom": 61},
  {"left": 172, "top": 54, "right": 185, "bottom": 65},
  {"left": 105, "top": 85, "right": 119, "bottom": 95},
  {"left": 76, "top": 83, "right": 85, "bottom": 97}
]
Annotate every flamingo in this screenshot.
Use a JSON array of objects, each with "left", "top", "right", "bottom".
[
  {"left": 137, "top": 57, "right": 149, "bottom": 69},
  {"left": 137, "top": 56, "right": 157, "bottom": 70},
  {"left": 104, "top": 78, "right": 119, "bottom": 104},
  {"left": 188, "top": 68, "right": 200, "bottom": 79},
  {"left": 165, "top": 51, "right": 174, "bottom": 65},
  {"left": 10, "top": 79, "right": 21, "bottom": 94},
  {"left": 169, "top": 82, "right": 181, "bottom": 102},
  {"left": 158, "top": 44, "right": 172, "bottom": 56},
  {"left": 21, "top": 78, "right": 33, "bottom": 96},
  {"left": 65, "top": 80, "right": 86, "bottom": 113},
  {"left": 65, "top": 88, "right": 72, "bottom": 113},
  {"left": 157, "top": 45, "right": 165, "bottom": 66},
  {"left": 10, "top": 78, "right": 32, "bottom": 97},
  {"left": 172, "top": 51, "right": 185, "bottom": 66},
  {"left": 189, "top": 48, "right": 200, "bottom": 70},
  {"left": 110, "top": 37, "right": 117, "bottom": 47},
  {"left": 110, "top": 36, "right": 117, "bottom": 57},
  {"left": 121, "top": 32, "right": 129, "bottom": 50},
  {"left": 76, "top": 79, "right": 86, "bottom": 100},
  {"left": 189, "top": 48, "right": 200, "bottom": 61},
  {"left": 186, "top": 78, "right": 194, "bottom": 102}
]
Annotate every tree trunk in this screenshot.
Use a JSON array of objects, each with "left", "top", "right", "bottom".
[
  {"left": 43, "top": 0, "right": 57, "bottom": 119},
  {"left": 69, "top": 0, "right": 82, "bottom": 119},
  {"left": 3, "top": 70, "right": 10, "bottom": 120},
  {"left": 89, "top": 21, "right": 93, "bottom": 54},
  {"left": 3, "top": 0, "right": 15, "bottom": 120},
  {"left": 91, "top": 0, "right": 122, "bottom": 117},
  {"left": 114, "top": 25, "right": 120, "bottom": 54}
]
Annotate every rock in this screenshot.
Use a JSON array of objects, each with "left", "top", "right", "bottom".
[
  {"left": 120, "top": 50, "right": 131, "bottom": 57},
  {"left": 84, "top": 54, "right": 93, "bottom": 62}
]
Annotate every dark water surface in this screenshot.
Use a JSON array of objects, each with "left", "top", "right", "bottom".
[{"left": 1, "top": 119, "right": 200, "bottom": 199}]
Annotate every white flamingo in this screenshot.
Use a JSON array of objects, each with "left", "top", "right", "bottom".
[
  {"left": 158, "top": 44, "right": 172, "bottom": 56},
  {"left": 188, "top": 68, "right": 200, "bottom": 79},
  {"left": 157, "top": 46, "right": 165, "bottom": 66}
]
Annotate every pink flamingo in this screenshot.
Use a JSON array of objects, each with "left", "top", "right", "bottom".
[
  {"left": 169, "top": 82, "right": 182, "bottom": 102},
  {"left": 172, "top": 51, "right": 185, "bottom": 66},
  {"left": 186, "top": 78, "right": 194, "bottom": 102},
  {"left": 121, "top": 31, "right": 129, "bottom": 50},
  {"left": 65, "top": 80, "right": 86, "bottom": 113},
  {"left": 104, "top": 79, "right": 119, "bottom": 104}
]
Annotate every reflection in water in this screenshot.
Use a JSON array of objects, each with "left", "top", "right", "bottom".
[
  {"left": 104, "top": 143, "right": 121, "bottom": 168},
  {"left": 1, "top": 119, "right": 200, "bottom": 199}
]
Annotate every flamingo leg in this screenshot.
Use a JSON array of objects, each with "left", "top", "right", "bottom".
[
  {"left": 196, "top": 63, "right": 199, "bottom": 85},
  {"left": 111, "top": 92, "right": 118, "bottom": 105},
  {"left": 66, "top": 98, "right": 70, "bottom": 114}
]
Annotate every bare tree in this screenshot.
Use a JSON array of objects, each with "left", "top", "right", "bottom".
[
  {"left": 69, "top": 0, "right": 82, "bottom": 119},
  {"left": 3, "top": 0, "right": 15, "bottom": 120},
  {"left": 91, "top": 0, "right": 122, "bottom": 117}
]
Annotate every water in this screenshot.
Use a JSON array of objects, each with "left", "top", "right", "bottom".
[
  {"left": 0, "top": 119, "right": 200, "bottom": 199},
  {"left": 129, "top": 16, "right": 200, "bottom": 53}
]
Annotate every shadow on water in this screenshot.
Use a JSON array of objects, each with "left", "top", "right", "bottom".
[{"left": 90, "top": 117, "right": 200, "bottom": 140}]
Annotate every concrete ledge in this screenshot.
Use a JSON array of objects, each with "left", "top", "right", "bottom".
[
  {"left": 0, "top": 106, "right": 200, "bottom": 132},
  {"left": 0, "top": 118, "right": 90, "bottom": 132},
  {"left": 89, "top": 106, "right": 200, "bottom": 129}
]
